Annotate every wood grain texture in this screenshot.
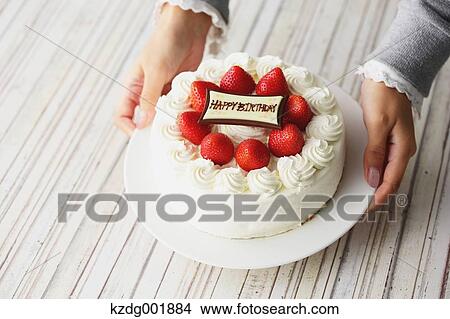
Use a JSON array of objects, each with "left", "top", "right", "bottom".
[{"left": 0, "top": 0, "right": 448, "bottom": 299}]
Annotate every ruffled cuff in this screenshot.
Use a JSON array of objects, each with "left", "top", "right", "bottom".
[
  {"left": 357, "top": 60, "right": 423, "bottom": 115},
  {"left": 152, "top": 0, "right": 228, "bottom": 55}
]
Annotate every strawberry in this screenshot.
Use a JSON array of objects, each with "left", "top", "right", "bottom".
[
  {"left": 177, "top": 111, "right": 211, "bottom": 145},
  {"left": 268, "top": 123, "right": 304, "bottom": 157},
  {"left": 220, "top": 66, "right": 256, "bottom": 95},
  {"left": 283, "top": 95, "right": 313, "bottom": 130},
  {"left": 235, "top": 139, "right": 271, "bottom": 171},
  {"left": 255, "top": 67, "right": 290, "bottom": 96},
  {"left": 190, "top": 81, "right": 221, "bottom": 112},
  {"left": 200, "top": 133, "right": 234, "bottom": 165}
]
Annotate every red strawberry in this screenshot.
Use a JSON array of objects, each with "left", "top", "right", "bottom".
[
  {"left": 255, "top": 67, "right": 290, "bottom": 96},
  {"left": 283, "top": 95, "right": 313, "bottom": 130},
  {"left": 235, "top": 139, "right": 271, "bottom": 171},
  {"left": 177, "top": 111, "right": 211, "bottom": 145},
  {"left": 200, "top": 133, "right": 234, "bottom": 165},
  {"left": 190, "top": 81, "right": 221, "bottom": 112},
  {"left": 220, "top": 66, "right": 256, "bottom": 95},
  {"left": 268, "top": 123, "right": 304, "bottom": 157}
]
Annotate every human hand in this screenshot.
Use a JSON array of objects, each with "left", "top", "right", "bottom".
[
  {"left": 360, "top": 79, "right": 416, "bottom": 207},
  {"left": 114, "top": 4, "right": 212, "bottom": 135}
]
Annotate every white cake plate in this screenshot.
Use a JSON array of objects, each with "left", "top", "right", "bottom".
[{"left": 124, "top": 85, "right": 373, "bottom": 269}]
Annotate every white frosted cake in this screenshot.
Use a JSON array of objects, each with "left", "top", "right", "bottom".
[{"left": 149, "top": 53, "right": 345, "bottom": 239}]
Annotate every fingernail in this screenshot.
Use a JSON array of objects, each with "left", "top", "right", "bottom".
[{"left": 368, "top": 167, "right": 380, "bottom": 188}]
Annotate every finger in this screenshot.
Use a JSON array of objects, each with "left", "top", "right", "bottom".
[
  {"left": 137, "top": 70, "right": 166, "bottom": 129},
  {"left": 114, "top": 65, "right": 143, "bottom": 135},
  {"left": 373, "top": 127, "right": 413, "bottom": 206},
  {"left": 114, "top": 91, "right": 138, "bottom": 136},
  {"left": 364, "top": 119, "right": 389, "bottom": 188},
  {"left": 115, "top": 116, "right": 135, "bottom": 136}
]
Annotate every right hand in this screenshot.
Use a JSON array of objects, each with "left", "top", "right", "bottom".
[
  {"left": 360, "top": 79, "right": 416, "bottom": 207},
  {"left": 114, "top": 4, "right": 212, "bottom": 135}
]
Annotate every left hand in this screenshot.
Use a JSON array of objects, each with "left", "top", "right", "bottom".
[
  {"left": 114, "top": 4, "right": 211, "bottom": 135},
  {"left": 360, "top": 79, "right": 417, "bottom": 207}
]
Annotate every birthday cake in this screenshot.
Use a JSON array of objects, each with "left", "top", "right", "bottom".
[{"left": 148, "top": 53, "right": 345, "bottom": 239}]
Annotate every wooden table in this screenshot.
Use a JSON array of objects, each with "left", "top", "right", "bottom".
[{"left": 0, "top": 0, "right": 449, "bottom": 299}]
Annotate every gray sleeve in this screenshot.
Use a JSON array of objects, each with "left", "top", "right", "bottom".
[
  {"left": 201, "top": 0, "right": 230, "bottom": 24},
  {"left": 371, "top": 0, "right": 450, "bottom": 97}
]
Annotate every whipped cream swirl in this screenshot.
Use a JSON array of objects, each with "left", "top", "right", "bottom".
[
  {"left": 215, "top": 167, "right": 247, "bottom": 193},
  {"left": 161, "top": 123, "right": 183, "bottom": 141},
  {"left": 217, "top": 125, "right": 268, "bottom": 144},
  {"left": 256, "top": 55, "right": 284, "bottom": 79},
  {"left": 158, "top": 94, "right": 187, "bottom": 117},
  {"left": 284, "top": 66, "right": 315, "bottom": 94},
  {"left": 224, "top": 52, "right": 256, "bottom": 74},
  {"left": 189, "top": 158, "right": 219, "bottom": 189},
  {"left": 171, "top": 71, "right": 198, "bottom": 100},
  {"left": 247, "top": 167, "right": 282, "bottom": 196},
  {"left": 169, "top": 141, "right": 197, "bottom": 165},
  {"left": 277, "top": 154, "right": 316, "bottom": 189},
  {"left": 306, "top": 114, "right": 343, "bottom": 142},
  {"left": 197, "top": 59, "right": 225, "bottom": 83},
  {"left": 302, "top": 138, "right": 335, "bottom": 169},
  {"left": 304, "top": 87, "right": 336, "bottom": 114}
]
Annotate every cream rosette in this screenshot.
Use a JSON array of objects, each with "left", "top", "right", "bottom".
[
  {"left": 256, "top": 55, "right": 284, "bottom": 79},
  {"left": 197, "top": 58, "right": 225, "bottom": 84},
  {"left": 277, "top": 154, "right": 316, "bottom": 189},
  {"left": 304, "top": 86, "right": 336, "bottom": 114},
  {"left": 189, "top": 158, "right": 219, "bottom": 189},
  {"left": 284, "top": 65, "right": 316, "bottom": 95},
  {"left": 157, "top": 94, "right": 187, "bottom": 119},
  {"left": 306, "top": 114, "right": 343, "bottom": 142},
  {"left": 171, "top": 71, "right": 198, "bottom": 101},
  {"left": 161, "top": 123, "right": 183, "bottom": 141},
  {"left": 215, "top": 167, "right": 247, "bottom": 193},
  {"left": 169, "top": 140, "right": 198, "bottom": 166},
  {"left": 223, "top": 52, "right": 256, "bottom": 75},
  {"left": 302, "top": 138, "right": 335, "bottom": 169},
  {"left": 247, "top": 167, "right": 282, "bottom": 196}
]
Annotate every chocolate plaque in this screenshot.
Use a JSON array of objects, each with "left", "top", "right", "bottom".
[{"left": 199, "top": 90, "right": 285, "bottom": 128}]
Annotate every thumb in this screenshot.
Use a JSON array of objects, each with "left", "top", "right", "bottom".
[
  {"left": 137, "top": 71, "right": 165, "bottom": 129},
  {"left": 364, "top": 125, "right": 388, "bottom": 188}
]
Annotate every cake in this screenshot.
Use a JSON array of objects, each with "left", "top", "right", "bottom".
[{"left": 148, "top": 53, "right": 345, "bottom": 239}]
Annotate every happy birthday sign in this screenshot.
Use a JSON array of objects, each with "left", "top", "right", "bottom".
[{"left": 199, "top": 90, "right": 285, "bottom": 128}]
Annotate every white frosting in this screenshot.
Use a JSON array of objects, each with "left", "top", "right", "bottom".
[
  {"left": 217, "top": 125, "right": 269, "bottom": 144},
  {"left": 284, "top": 65, "right": 316, "bottom": 95},
  {"left": 169, "top": 141, "right": 198, "bottom": 165},
  {"left": 277, "top": 154, "right": 316, "bottom": 189},
  {"left": 304, "top": 86, "right": 336, "bottom": 114},
  {"left": 247, "top": 167, "right": 282, "bottom": 196},
  {"left": 171, "top": 71, "right": 198, "bottom": 100},
  {"left": 148, "top": 53, "right": 346, "bottom": 239},
  {"left": 197, "top": 58, "right": 225, "bottom": 84},
  {"left": 306, "top": 114, "right": 343, "bottom": 142},
  {"left": 215, "top": 167, "right": 247, "bottom": 193},
  {"left": 161, "top": 123, "right": 183, "bottom": 141},
  {"left": 157, "top": 94, "right": 187, "bottom": 118},
  {"left": 224, "top": 52, "right": 256, "bottom": 72},
  {"left": 256, "top": 55, "right": 284, "bottom": 79},
  {"left": 189, "top": 158, "right": 219, "bottom": 189},
  {"left": 302, "top": 138, "right": 334, "bottom": 169}
]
